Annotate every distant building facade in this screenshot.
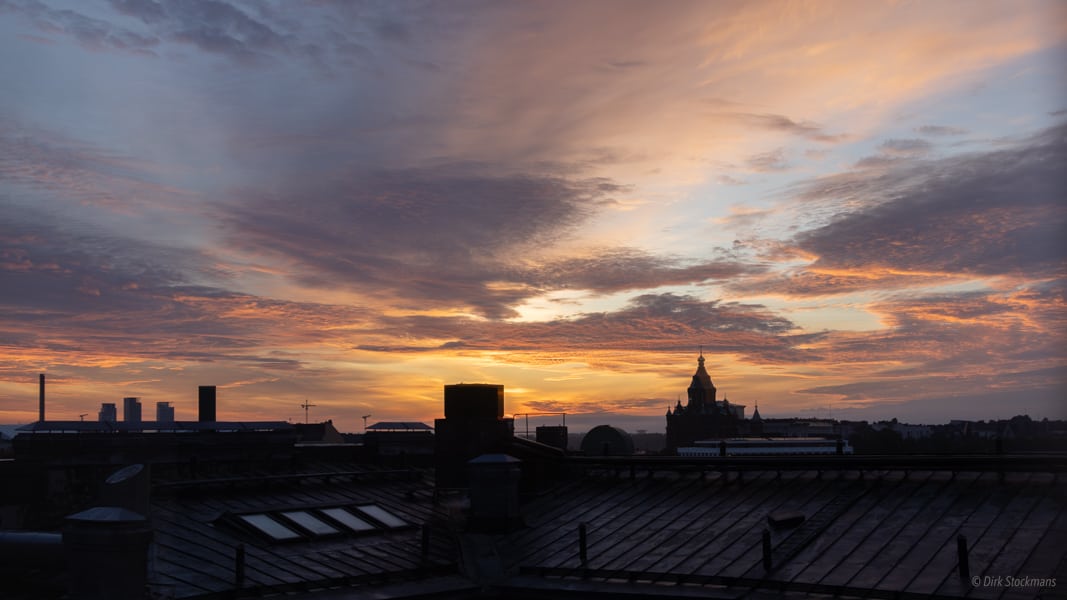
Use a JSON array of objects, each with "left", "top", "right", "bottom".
[
  {"left": 665, "top": 352, "right": 742, "bottom": 452},
  {"left": 156, "top": 402, "right": 175, "bottom": 423},
  {"left": 98, "top": 403, "right": 117, "bottom": 423},
  {"left": 123, "top": 397, "right": 142, "bottom": 424}
]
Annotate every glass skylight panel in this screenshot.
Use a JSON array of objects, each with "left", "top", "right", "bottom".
[
  {"left": 280, "top": 511, "right": 340, "bottom": 535},
  {"left": 238, "top": 514, "right": 301, "bottom": 540},
  {"left": 321, "top": 507, "right": 376, "bottom": 532},
  {"left": 355, "top": 504, "right": 407, "bottom": 528}
]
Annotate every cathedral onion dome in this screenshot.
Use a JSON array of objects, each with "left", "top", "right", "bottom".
[
  {"left": 690, "top": 353, "right": 715, "bottom": 391},
  {"left": 752, "top": 403, "right": 762, "bottom": 422},
  {"left": 686, "top": 350, "right": 717, "bottom": 412}
]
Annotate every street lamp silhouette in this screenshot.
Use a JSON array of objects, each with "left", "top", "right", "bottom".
[{"left": 362, "top": 415, "right": 371, "bottom": 433}]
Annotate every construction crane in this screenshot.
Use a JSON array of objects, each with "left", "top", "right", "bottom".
[{"left": 300, "top": 399, "right": 316, "bottom": 424}]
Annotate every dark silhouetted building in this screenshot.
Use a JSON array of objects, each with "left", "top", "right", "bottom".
[
  {"left": 98, "top": 403, "right": 117, "bottom": 423},
  {"left": 580, "top": 425, "right": 634, "bottom": 455},
  {"left": 294, "top": 419, "right": 345, "bottom": 444},
  {"left": 155, "top": 402, "right": 174, "bottom": 423},
  {"left": 665, "top": 352, "right": 741, "bottom": 452},
  {"left": 122, "top": 397, "right": 142, "bottom": 424},
  {"left": 435, "top": 384, "right": 514, "bottom": 488},
  {"left": 535, "top": 425, "right": 568, "bottom": 450},
  {"left": 363, "top": 421, "right": 434, "bottom": 459},
  {"left": 198, "top": 385, "right": 216, "bottom": 422}
]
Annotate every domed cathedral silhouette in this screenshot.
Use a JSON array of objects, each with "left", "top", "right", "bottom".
[{"left": 665, "top": 349, "right": 745, "bottom": 453}]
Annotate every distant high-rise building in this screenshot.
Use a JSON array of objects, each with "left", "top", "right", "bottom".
[
  {"left": 198, "top": 386, "right": 216, "bottom": 422},
  {"left": 156, "top": 401, "right": 174, "bottom": 423},
  {"left": 98, "top": 403, "right": 117, "bottom": 423},
  {"left": 123, "top": 397, "right": 142, "bottom": 423}
]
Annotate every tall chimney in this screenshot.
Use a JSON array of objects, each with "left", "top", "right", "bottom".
[
  {"left": 198, "top": 386, "right": 216, "bottom": 422},
  {"left": 38, "top": 373, "right": 45, "bottom": 422}
]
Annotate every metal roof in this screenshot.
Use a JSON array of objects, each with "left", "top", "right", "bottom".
[
  {"left": 495, "top": 466, "right": 1067, "bottom": 598},
  {"left": 149, "top": 463, "right": 460, "bottom": 598},
  {"left": 366, "top": 422, "right": 433, "bottom": 431}
]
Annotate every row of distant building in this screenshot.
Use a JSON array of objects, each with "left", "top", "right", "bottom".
[
  {"left": 99, "top": 397, "right": 172, "bottom": 423},
  {"left": 94, "top": 386, "right": 217, "bottom": 424}
]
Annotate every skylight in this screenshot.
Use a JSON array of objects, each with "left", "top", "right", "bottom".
[
  {"left": 280, "top": 511, "right": 340, "bottom": 535},
  {"left": 320, "top": 508, "right": 376, "bottom": 532},
  {"left": 238, "top": 514, "right": 301, "bottom": 541},
  {"left": 355, "top": 504, "right": 407, "bottom": 528}
]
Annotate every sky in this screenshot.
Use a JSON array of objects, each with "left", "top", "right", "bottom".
[{"left": 0, "top": 0, "right": 1065, "bottom": 432}]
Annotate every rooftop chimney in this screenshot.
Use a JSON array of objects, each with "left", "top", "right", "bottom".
[
  {"left": 435, "top": 384, "right": 514, "bottom": 488},
  {"left": 38, "top": 373, "right": 45, "bottom": 422},
  {"left": 64, "top": 467, "right": 152, "bottom": 600},
  {"left": 198, "top": 386, "right": 216, "bottom": 422}
]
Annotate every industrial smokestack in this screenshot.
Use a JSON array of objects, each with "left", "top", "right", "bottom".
[
  {"left": 38, "top": 373, "right": 45, "bottom": 422},
  {"left": 198, "top": 386, "right": 216, "bottom": 422}
]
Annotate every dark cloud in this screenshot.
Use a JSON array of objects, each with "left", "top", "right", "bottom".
[
  {"left": 532, "top": 249, "right": 766, "bottom": 294},
  {"left": 373, "top": 19, "right": 410, "bottom": 42},
  {"left": 915, "top": 125, "right": 969, "bottom": 136},
  {"left": 606, "top": 59, "right": 646, "bottom": 69},
  {"left": 0, "top": 206, "right": 374, "bottom": 369},
  {"left": 796, "top": 367, "right": 1065, "bottom": 405},
  {"left": 852, "top": 138, "right": 932, "bottom": 169},
  {"left": 746, "top": 148, "right": 789, "bottom": 172},
  {"left": 220, "top": 167, "right": 626, "bottom": 318},
  {"left": 877, "top": 138, "right": 932, "bottom": 156},
  {"left": 0, "top": 121, "right": 178, "bottom": 211},
  {"left": 734, "top": 113, "right": 847, "bottom": 143},
  {"left": 806, "top": 132, "right": 1064, "bottom": 277},
  {"left": 4, "top": 0, "right": 381, "bottom": 67},
  {"left": 151, "top": 0, "right": 289, "bottom": 65},
  {"left": 360, "top": 292, "right": 811, "bottom": 367},
  {"left": 219, "top": 165, "right": 769, "bottom": 318},
  {"left": 738, "top": 124, "right": 1067, "bottom": 296},
  {"left": 790, "top": 281, "right": 1066, "bottom": 402},
  {"left": 852, "top": 154, "right": 901, "bottom": 169},
  {"left": 1, "top": 0, "right": 161, "bottom": 56},
  {"left": 109, "top": 0, "right": 164, "bottom": 24}
]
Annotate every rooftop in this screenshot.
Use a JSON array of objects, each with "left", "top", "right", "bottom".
[
  {"left": 499, "top": 464, "right": 1066, "bottom": 598},
  {"left": 150, "top": 462, "right": 464, "bottom": 598}
]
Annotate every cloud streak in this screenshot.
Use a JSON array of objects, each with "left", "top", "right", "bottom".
[{"left": 736, "top": 124, "right": 1067, "bottom": 297}]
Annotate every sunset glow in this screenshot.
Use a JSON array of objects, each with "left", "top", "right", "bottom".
[{"left": 1, "top": 0, "right": 1064, "bottom": 430}]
